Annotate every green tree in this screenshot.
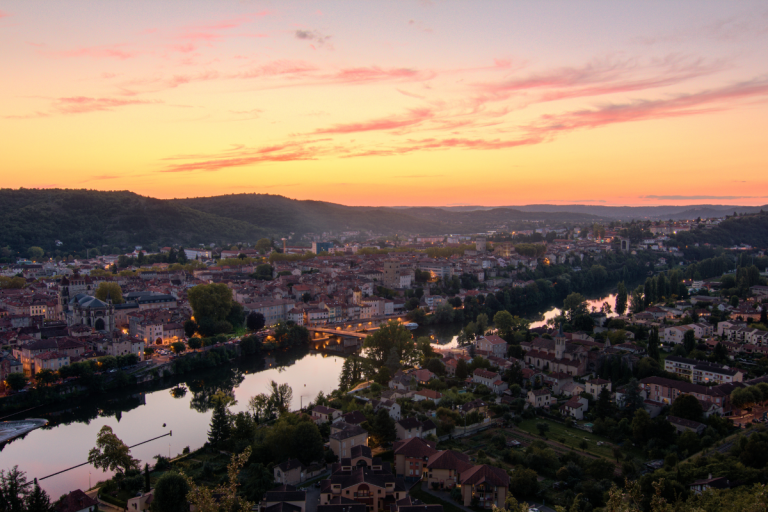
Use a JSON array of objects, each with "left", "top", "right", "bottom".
[
  {"left": 25, "top": 478, "right": 51, "bottom": 512},
  {"left": 252, "top": 264, "right": 274, "bottom": 280},
  {"left": 476, "top": 313, "right": 489, "bottom": 335},
  {"left": 647, "top": 328, "right": 660, "bottom": 362},
  {"left": 171, "top": 342, "right": 186, "bottom": 354},
  {"left": 188, "top": 337, "right": 203, "bottom": 350},
  {"left": 292, "top": 421, "right": 325, "bottom": 465},
  {"left": 434, "top": 303, "right": 454, "bottom": 324},
  {"left": 183, "top": 319, "right": 197, "bottom": 338},
  {"left": 563, "top": 293, "right": 588, "bottom": 321},
  {"left": 151, "top": 471, "right": 191, "bottom": 512},
  {"left": 630, "top": 285, "right": 645, "bottom": 314},
  {"left": 4, "top": 373, "right": 27, "bottom": 392},
  {"left": 623, "top": 378, "right": 644, "bottom": 415},
  {"left": 240, "top": 335, "right": 261, "bottom": 355},
  {"left": 455, "top": 358, "right": 469, "bottom": 379},
  {"left": 27, "top": 246, "right": 44, "bottom": 260},
  {"left": 246, "top": 311, "right": 266, "bottom": 331},
  {"left": 184, "top": 448, "right": 253, "bottom": 512},
  {"left": 88, "top": 425, "right": 139, "bottom": 474},
  {"left": 595, "top": 387, "right": 613, "bottom": 419},
  {"left": 240, "top": 463, "right": 274, "bottom": 502},
  {"left": 187, "top": 283, "right": 233, "bottom": 323},
  {"left": 255, "top": 238, "right": 273, "bottom": 253},
  {"left": 362, "top": 321, "right": 417, "bottom": 366},
  {"left": 536, "top": 422, "right": 550, "bottom": 437},
  {"left": 509, "top": 467, "right": 538, "bottom": 499},
  {"left": 631, "top": 409, "right": 652, "bottom": 444},
  {"left": 268, "top": 381, "right": 293, "bottom": 413},
  {"left": 683, "top": 329, "right": 696, "bottom": 353},
  {"left": 670, "top": 394, "right": 703, "bottom": 422},
  {"left": 0, "top": 466, "right": 30, "bottom": 512},
  {"left": 208, "top": 399, "right": 232, "bottom": 445},
  {"left": 34, "top": 369, "right": 57, "bottom": 387},
  {"left": 94, "top": 282, "right": 124, "bottom": 304}
]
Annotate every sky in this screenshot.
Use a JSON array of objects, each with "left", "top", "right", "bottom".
[{"left": 1, "top": 1, "right": 768, "bottom": 207}]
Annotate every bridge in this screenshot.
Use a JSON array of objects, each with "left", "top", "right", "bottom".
[{"left": 307, "top": 327, "right": 373, "bottom": 339}]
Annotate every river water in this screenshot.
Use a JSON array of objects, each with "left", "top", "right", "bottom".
[
  {"left": 1, "top": 290, "right": 619, "bottom": 499},
  {"left": 0, "top": 349, "right": 345, "bottom": 499}
]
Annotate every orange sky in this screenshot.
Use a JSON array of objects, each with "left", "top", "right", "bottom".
[{"left": 1, "top": 1, "right": 768, "bottom": 206}]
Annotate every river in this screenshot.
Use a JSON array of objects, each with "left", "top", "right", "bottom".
[
  {"left": 1, "top": 289, "right": 620, "bottom": 499},
  {"left": 0, "top": 349, "right": 345, "bottom": 499},
  {"left": 415, "top": 291, "right": 620, "bottom": 348}
]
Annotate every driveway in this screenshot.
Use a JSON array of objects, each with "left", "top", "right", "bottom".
[{"left": 305, "top": 486, "right": 320, "bottom": 512}]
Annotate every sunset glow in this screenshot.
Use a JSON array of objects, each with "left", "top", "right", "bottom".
[{"left": 2, "top": 1, "right": 767, "bottom": 206}]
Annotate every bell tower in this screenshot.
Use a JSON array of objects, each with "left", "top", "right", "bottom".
[{"left": 555, "top": 323, "right": 566, "bottom": 359}]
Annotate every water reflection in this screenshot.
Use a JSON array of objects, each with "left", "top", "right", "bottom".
[{"left": 0, "top": 349, "right": 345, "bottom": 499}]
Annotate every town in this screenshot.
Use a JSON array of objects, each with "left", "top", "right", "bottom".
[{"left": 2, "top": 213, "right": 768, "bottom": 512}]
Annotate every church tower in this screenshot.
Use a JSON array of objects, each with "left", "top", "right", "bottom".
[{"left": 555, "top": 323, "right": 566, "bottom": 359}]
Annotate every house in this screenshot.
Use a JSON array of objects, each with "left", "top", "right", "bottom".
[
  {"left": 312, "top": 405, "right": 342, "bottom": 424},
  {"left": 371, "top": 399, "right": 401, "bottom": 420},
  {"left": 585, "top": 378, "right": 612, "bottom": 397},
  {"left": 640, "top": 376, "right": 731, "bottom": 413},
  {"left": 126, "top": 490, "right": 154, "bottom": 512},
  {"left": 395, "top": 417, "right": 437, "bottom": 441},
  {"left": 560, "top": 396, "right": 589, "bottom": 420},
  {"left": 689, "top": 474, "right": 731, "bottom": 495},
  {"left": 542, "top": 372, "right": 573, "bottom": 395},
  {"left": 275, "top": 459, "right": 306, "bottom": 486},
  {"left": 319, "top": 449, "right": 407, "bottom": 512},
  {"left": 413, "top": 389, "right": 443, "bottom": 404},
  {"left": 393, "top": 436, "right": 438, "bottom": 479},
  {"left": 475, "top": 335, "right": 508, "bottom": 358},
  {"left": 662, "top": 325, "right": 693, "bottom": 344},
  {"left": 55, "top": 490, "right": 99, "bottom": 512},
  {"left": 340, "top": 410, "right": 367, "bottom": 426},
  {"left": 667, "top": 415, "right": 706, "bottom": 435},
  {"left": 472, "top": 369, "right": 508, "bottom": 394},
  {"left": 329, "top": 424, "right": 368, "bottom": 458},
  {"left": 425, "top": 450, "right": 473, "bottom": 489},
  {"left": 560, "top": 381, "right": 586, "bottom": 397},
  {"left": 458, "top": 464, "right": 509, "bottom": 509},
  {"left": 664, "top": 356, "right": 743, "bottom": 385},
  {"left": 412, "top": 369, "right": 436, "bottom": 384},
  {"left": 457, "top": 399, "right": 488, "bottom": 416},
  {"left": 261, "top": 485, "right": 307, "bottom": 512},
  {"left": 527, "top": 389, "right": 552, "bottom": 408}
]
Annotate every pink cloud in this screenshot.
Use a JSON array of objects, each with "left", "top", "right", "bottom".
[
  {"left": 313, "top": 108, "right": 434, "bottom": 134},
  {"left": 526, "top": 77, "right": 768, "bottom": 135},
  {"left": 0, "top": 10, "right": 9, "bottom": 19},
  {"left": 56, "top": 44, "right": 141, "bottom": 60},
  {"left": 52, "top": 96, "right": 160, "bottom": 114}
]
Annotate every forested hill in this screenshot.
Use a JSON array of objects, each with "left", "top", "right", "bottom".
[
  {"left": 172, "top": 194, "right": 604, "bottom": 235},
  {"left": 1, "top": 189, "right": 602, "bottom": 255},
  {"left": 0, "top": 189, "right": 267, "bottom": 255},
  {"left": 673, "top": 212, "right": 768, "bottom": 249}
]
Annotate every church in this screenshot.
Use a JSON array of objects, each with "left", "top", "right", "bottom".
[
  {"left": 522, "top": 327, "right": 589, "bottom": 376},
  {"left": 58, "top": 275, "right": 115, "bottom": 332}
]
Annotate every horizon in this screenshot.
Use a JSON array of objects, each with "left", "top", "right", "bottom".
[{"left": 2, "top": 2, "right": 768, "bottom": 205}]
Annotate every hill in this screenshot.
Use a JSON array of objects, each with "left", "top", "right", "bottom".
[
  {"left": 436, "top": 204, "right": 768, "bottom": 220},
  {"left": 673, "top": 212, "right": 768, "bottom": 248},
  {"left": 0, "top": 189, "right": 267, "bottom": 255}
]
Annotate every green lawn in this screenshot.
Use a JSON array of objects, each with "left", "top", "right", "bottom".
[{"left": 515, "top": 418, "right": 618, "bottom": 460}]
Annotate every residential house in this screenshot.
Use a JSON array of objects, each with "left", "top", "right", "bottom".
[
  {"left": 55, "top": 490, "right": 99, "bottom": 512},
  {"left": 667, "top": 415, "right": 706, "bottom": 435},
  {"left": 329, "top": 424, "right": 368, "bottom": 458},
  {"left": 527, "top": 389, "right": 552, "bottom": 408},
  {"left": 560, "top": 396, "right": 589, "bottom": 420},
  {"left": 260, "top": 485, "right": 307, "bottom": 512},
  {"left": 472, "top": 369, "right": 508, "bottom": 394},
  {"left": 413, "top": 389, "right": 442, "bottom": 404},
  {"left": 312, "top": 405, "right": 342, "bottom": 425},
  {"left": 425, "top": 450, "right": 473, "bottom": 489},
  {"left": 458, "top": 465, "right": 509, "bottom": 509},
  {"left": 475, "top": 335, "right": 508, "bottom": 358},
  {"left": 395, "top": 417, "right": 437, "bottom": 441},
  {"left": 274, "top": 459, "right": 306, "bottom": 486},
  {"left": 393, "top": 436, "right": 437, "bottom": 480},
  {"left": 585, "top": 378, "right": 612, "bottom": 397}
]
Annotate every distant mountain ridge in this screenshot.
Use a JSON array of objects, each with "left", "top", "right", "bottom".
[{"left": 1, "top": 188, "right": 764, "bottom": 255}]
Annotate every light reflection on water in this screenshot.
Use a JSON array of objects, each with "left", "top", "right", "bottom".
[{"left": 0, "top": 351, "right": 345, "bottom": 499}]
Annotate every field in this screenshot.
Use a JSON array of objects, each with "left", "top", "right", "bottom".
[{"left": 513, "top": 418, "right": 619, "bottom": 460}]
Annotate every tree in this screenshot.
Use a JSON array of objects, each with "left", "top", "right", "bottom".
[
  {"left": 240, "top": 463, "right": 274, "bottom": 503},
  {"left": 248, "top": 393, "right": 274, "bottom": 423},
  {"left": 493, "top": 310, "right": 515, "bottom": 337},
  {"left": 268, "top": 381, "right": 293, "bottom": 413},
  {"left": 184, "top": 448, "right": 253, "bottom": 512},
  {"left": 246, "top": 311, "right": 266, "bottom": 331},
  {"left": 88, "top": 425, "right": 139, "bottom": 474},
  {"left": 647, "top": 328, "right": 660, "bottom": 362},
  {"left": 151, "top": 471, "right": 190, "bottom": 512},
  {"left": 536, "top": 422, "right": 550, "bottom": 437},
  {"left": 34, "top": 369, "right": 57, "bottom": 387},
  {"left": 188, "top": 337, "right": 202, "bottom": 350},
  {"left": 95, "top": 282, "right": 124, "bottom": 304},
  {"left": 630, "top": 286, "right": 645, "bottom": 314},
  {"left": 371, "top": 408, "right": 397, "bottom": 446},
  {"left": 183, "top": 319, "right": 197, "bottom": 338},
  {"left": 187, "top": 284, "right": 233, "bottom": 324},
  {"left": 623, "top": 378, "right": 644, "bottom": 415},
  {"left": 631, "top": 409, "right": 652, "bottom": 444},
  {"left": 670, "top": 394, "right": 703, "bottom": 422},
  {"left": 455, "top": 358, "right": 469, "bottom": 379},
  {"left": 27, "top": 246, "right": 44, "bottom": 260},
  {"left": 683, "top": 330, "right": 696, "bottom": 353},
  {"left": 208, "top": 398, "right": 232, "bottom": 446},
  {"left": 509, "top": 467, "right": 538, "bottom": 499},
  {"left": 476, "top": 313, "right": 489, "bottom": 335},
  {"left": 362, "top": 321, "right": 417, "bottom": 366},
  {"left": 4, "top": 373, "right": 27, "bottom": 392},
  {"left": 293, "top": 421, "right": 325, "bottom": 465},
  {"left": 231, "top": 412, "right": 257, "bottom": 442},
  {"left": 252, "top": 264, "right": 273, "bottom": 281},
  {"left": 563, "top": 293, "right": 588, "bottom": 321},
  {"left": 25, "top": 478, "right": 51, "bottom": 512},
  {"left": 255, "top": 238, "right": 273, "bottom": 253},
  {"left": 434, "top": 303, "right": 454, "bottom": 324},
  {"left": 0, "top": 466, "right": 30, "bottom": 512},
  {"left": 595, "top": 387, "right": 613, "bottom": 419},
  {"left": 405, "top": 298, "right": 420, "bottom": 311},
  {"left": 240, "top": 335, "right": 261, "bottom": 355},
  {"left": 171, "top": 342, "right": 186, "bottom": 354}
]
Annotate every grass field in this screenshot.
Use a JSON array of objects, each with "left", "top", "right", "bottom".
[
  {"left": 409, "top": 484, "right": 466, "bottom": 512},
  {"left": 514, "top": 418, "right": 619, "bottom": 460}
]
